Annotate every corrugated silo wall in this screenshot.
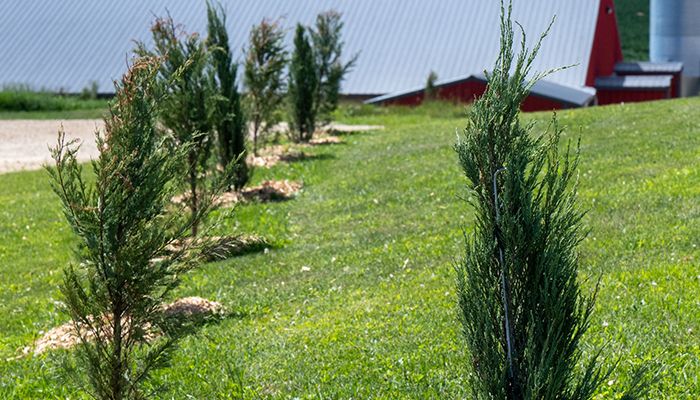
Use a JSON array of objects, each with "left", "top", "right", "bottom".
[{"left": 651, "top": 0, "right": 700, "bottom": 96}]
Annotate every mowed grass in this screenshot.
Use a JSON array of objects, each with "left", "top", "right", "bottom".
[{"left": 0, "top": 98, "right": 699, "bottom": 398}]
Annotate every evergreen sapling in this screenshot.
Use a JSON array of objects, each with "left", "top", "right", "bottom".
[
  {"left": 454, "top": 3, "right": 651, "bottom": 399},
  {"left": 288, "top": 24, "right": 318, "bottom": 143},
  {"left": 243, "top": 19, "right": 287, "bottom": 155},
  {"left": 47, "top": 57, "right": 229, "bottom": 400},
  {"left": 309, "top": 10, "right": 357, "bottom": 125},
  {"left": 136, "top": 16, "right": 213, "bottom": 236},
  {"left": 206, "top": 1, "right": 249, "bottom": 189}
]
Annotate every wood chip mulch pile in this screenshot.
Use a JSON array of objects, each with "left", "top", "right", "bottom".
[{"left": 28, "top": 297, "right": 224, "bottom": 356}]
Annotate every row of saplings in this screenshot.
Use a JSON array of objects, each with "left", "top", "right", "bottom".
[
  {"left": 44, "top": 2, "right": 658, "bottom": 400},
  {"left": 134, "top": 4, "right": 356, "bottom": 236},
  {"left": 44, "top": 3, "right": 355, "bottom": 400}
]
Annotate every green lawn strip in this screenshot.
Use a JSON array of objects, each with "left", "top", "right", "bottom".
[
  {"left": 1, "top": 98, "right": 698, "bottom": 398},
  {"left": 0, "top": 108, "right": 108, "bottom": 120}
]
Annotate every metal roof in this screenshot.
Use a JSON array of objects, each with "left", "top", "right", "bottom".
[
  {"left": 614, "top": 62, "right": 684, "bottom": 74},
  {"left": 595, "top": 75, "right": 673, "bottom": 89},
  {"left": 0, "top": 0, "right": 601, "bottom": 95},
  {"left": 366, "top": 73, "right": 596, "bottom": 107}
]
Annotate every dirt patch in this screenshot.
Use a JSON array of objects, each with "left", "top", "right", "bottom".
[{"left": 29, "top": 297, "right": 224, "bottom": 355}]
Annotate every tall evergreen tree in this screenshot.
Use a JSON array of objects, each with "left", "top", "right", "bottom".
[
  {"left": 136, "top": 16, "right": 212, "bottom": 236},
  {"left": 206, "top": 1, "right": 248, "bottom": 189},
  {"left": 454, "top": 3, "right": 650, "bottom": 399},
  {"left": 47, "top": 57, "right": 226, "bottom": 400},
  {"left": 243, "top": 19, "right": 287, "bottom": 155},
  {"left": 309, "top": 10, "right": 357, "bottom": 125},
  {"left": 288, "top": 24, "right": 318, "bottom": 143}
]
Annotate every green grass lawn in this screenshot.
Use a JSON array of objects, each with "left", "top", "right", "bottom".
[
  {"left": 1, "top": 98, "right": 698, "bottom": 398},
  {"left": 616, "top": 0, "right": 649, "bottom": 60},
  {"left": 0, "top": 108, "right": 108, "bottom": 120}
]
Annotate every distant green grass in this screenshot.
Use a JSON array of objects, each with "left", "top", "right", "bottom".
[
  {"left": 0, "top": 108, "right": 108, "bottom": 120},
  {"left": 616, "top": 0, "right": 649, "bottom": 60},
  {"left": 0, "top": 89, "right": 108, "bottom": 120},
  {"left": 0, "top": 98, "right": 698, "bottom": 398}
]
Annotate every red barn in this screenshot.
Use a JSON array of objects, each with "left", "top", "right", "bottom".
[{"left": 366, "top": 0, "right": 678, "bottom": 110}]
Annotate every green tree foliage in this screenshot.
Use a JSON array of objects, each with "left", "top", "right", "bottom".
[
  {"left": 243, "top": 19, "right": 287, "bottom": 155},
  {"left": 425, "top": 70, "right": 438, "bottom": 101},
  {"left": 206, "top": 1, "right": 248, "bottom": 189},
  {"left": 288, "top": 24, "right": 317, "bottom": 143},
  {"left": 47, "top": 57, "right": 225, "bottom": 400},
  {"left": 309, "top": 10, "right": 357, "bottom": 125},
  {"left": 136, "top": 16, "right": 212, "bottom": 236},
  {"left": 454, "top": 3, "right": 650, "bottom": 399}
]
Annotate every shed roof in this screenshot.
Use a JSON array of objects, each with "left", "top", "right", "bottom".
[
  {"left": 595, "top": 75, "right": 673, "bottom": 89},
  {"left": 614, "top": 62, "right": 684, "bottom": 74},
  {"left": 0, "top": 0, "right": 601, "bottom": 95},
  {"left": 365, "top": 73, "right": 596, "bottom": 107}
]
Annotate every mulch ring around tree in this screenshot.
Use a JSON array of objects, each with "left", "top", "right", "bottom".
[
  {"left": 172, "top": 180, "right": 302, "bottom": 206},
  {"left": 215, "top": 180, "right": 303, "bottom": 206},
  {"left": 165, "top": 234, "right": 270, "bottom": 261},
  {"left": 247, "top": 146, "right": 308, "bottom": 168},
  {"left": 307, "top": 135, "right": 342, "bottom": 145},
  {"left": 26, "top": 297, "right": 225, "bottom": 356}
]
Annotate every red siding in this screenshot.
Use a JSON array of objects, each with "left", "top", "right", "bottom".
[
  {"left": 586, "top": 0, "right": 623, "bottom": 86},
  {"left": 380, "top": 79, "right": 567, "bottom": 112},
  {"left": 597, "top": 88, "right": 669, "bottom": 105}
]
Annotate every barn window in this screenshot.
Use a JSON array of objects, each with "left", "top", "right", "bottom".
[{"left": 606, "top": 6, "right": 613, "bottom": 14}]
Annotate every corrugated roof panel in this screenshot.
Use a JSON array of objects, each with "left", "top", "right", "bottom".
[
  {"left": 595, "top": 75, "right": 673, "bottom": 89},
  {"left": 365, "top": 73, "right": 596, "bottom": 106},
  {"left": 0, "top": 0, "right": 600, "bottom": 94},
  {"left": 614, "top": 61, "right": 684, "bottom": 73}
]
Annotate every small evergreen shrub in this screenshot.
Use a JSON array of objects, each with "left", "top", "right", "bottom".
[
  {"left": 288, "top": 24, "right": 317, "bottom": 143},
  {"left": 47, "top": 56, "right": 227, "bottom": 400},
  {"left": 243, "top": 19, "right": 287, "bottom": 155},
  {"left": 136, "top": 16, "right": 213, "bottom": 236},
  {"left": 310, "top": 10, "right": 357, "bottom": 125},
  {"left": 454, "top": 2, "right": 650, "bottom": 399},
  {"left": 206, "top": 1, "right": 249, "bottom": 189}
]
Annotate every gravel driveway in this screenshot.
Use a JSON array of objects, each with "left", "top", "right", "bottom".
[
  {"left": 0, "top": 120, "right": 381, "bottom": 174},
  {"left": 0, "top": 119, "right": 103, "bottom": 173}
]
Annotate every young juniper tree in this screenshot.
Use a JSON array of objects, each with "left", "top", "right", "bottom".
[
  {"left": 206, "top": 1, "right": 248, "bottom": 189},
  {"left": 136, "top": 16, "right": 212, "bottom": 236},
  {"left": 454, "top": 3, "right": 649, "bottom": 399},
  {"left": 309, "top": 10, "right": 357, "bottom": 125},
  {"left": 288, "top": 24, "right": 318, "bottom": 143},
  {"left": 243, "top": 19, "right": 287, "bottom": 155},
  {"left": 47, "top": 57, "right": 225, "bottom": 400}
]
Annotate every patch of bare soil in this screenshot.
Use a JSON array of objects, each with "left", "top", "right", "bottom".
[{"left": 29, "top": 297, "right": 224, "bottom": 355}]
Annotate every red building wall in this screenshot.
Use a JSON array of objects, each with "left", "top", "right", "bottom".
[
  {"left": 597, "top": 88, "right": 670, "bottom": 105},
  {"left": 585, "top": 0, "right": 624, "bottom": 86},
  {"left": 380, "top": 79, "right": 567, "bottom": 112}
]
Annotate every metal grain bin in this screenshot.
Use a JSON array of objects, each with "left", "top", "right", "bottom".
[{"left": 650, "top": 0, "right": 700, "bottom": 96}]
